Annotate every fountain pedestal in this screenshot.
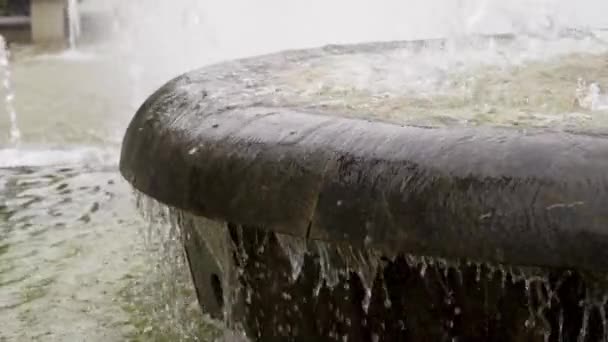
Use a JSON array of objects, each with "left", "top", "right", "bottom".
[
  {"left": 121, "top": 39, "right": 608, "bottom": 341},
  {"left": 31, "top": 0, "right": 66, "bottom": 44}
]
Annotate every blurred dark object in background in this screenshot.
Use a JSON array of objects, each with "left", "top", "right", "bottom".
[{"left": 4, "top": 0, "right": 30, "bottom": 16}]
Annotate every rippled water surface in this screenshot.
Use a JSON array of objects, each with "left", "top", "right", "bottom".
[
  {"left": 0, "top": 165, "right": 138, "bottom": 340},
  {"left": 0, "top": 163, "right": 217, "bottom": 341},
  {"left": 0, "top": 40, "right": 213, "bottom": 342}
]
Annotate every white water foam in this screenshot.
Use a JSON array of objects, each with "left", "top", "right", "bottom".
[
  {"left": 0, "top": 35, "right": 20, "bottom": 145},
  {"left": 31, "top": 49, "right": 102, "bottom": 62},
  {"left": 67, "top": 0, "right": 82, "bottom": 49},
  {"left": 0, "top": 147, "right": 118, "bottom": 168}
]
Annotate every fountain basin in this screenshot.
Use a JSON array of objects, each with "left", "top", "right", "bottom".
[{"left": 121, "top": 39, "right": 608, "bottom": 341}]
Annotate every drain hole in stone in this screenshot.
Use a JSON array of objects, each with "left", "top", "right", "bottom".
[{"left": 211, "top": 273, "right": 224, "bottom": 308}]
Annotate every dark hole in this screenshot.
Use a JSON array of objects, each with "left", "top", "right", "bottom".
[{"left": 211, "top": 274, "right": 224, "bottom": 308}]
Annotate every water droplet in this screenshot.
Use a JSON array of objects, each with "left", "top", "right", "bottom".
[
  {"left": 420, "top": 257, "right": 428, "bottom": 277},
  {"left": 277, "top": 234, "right": 306, "bottom": 282},
  {"left": 578, "top": 304, "right": 590, "bottom": 342}
]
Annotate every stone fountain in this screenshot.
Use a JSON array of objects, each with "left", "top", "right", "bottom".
[{"left": 120, "top": 38, "right": 608, "bottom": 341}]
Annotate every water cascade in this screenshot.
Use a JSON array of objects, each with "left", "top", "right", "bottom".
[
  {"left": 131, "top": 191, "right": 608, "bottom": 341},
  {"left": 125, "top": 192, "right": 224, "bottom": 341},
  {"left": 0, "top": 35, "right": 20, "bottom": 145},
  {"left": 66, "top": 0, "right": 81, "bottom": 49}
]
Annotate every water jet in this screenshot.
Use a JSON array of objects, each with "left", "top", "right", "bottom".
[{"left": 120, "top": 37, "right": 608, "bottom": 341}]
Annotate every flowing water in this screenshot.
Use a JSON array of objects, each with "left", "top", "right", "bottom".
[
  {"left": 1, "top": 0, "right": 608, "bottom": 341},
  {"left": 0, "top": 36, "right": 20, "bottom": 145},
  {"left": 66, "top": 0, "right": 81, "bottom": 50}
]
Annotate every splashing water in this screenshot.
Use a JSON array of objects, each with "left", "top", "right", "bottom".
[
  {"left": 67, "top": 0, "right": 81, "bottom": 49},
  {"left": 128, "top": 192, "right": 226, "bottom": 341},
  {"left": 132, "top": 196, "right": 608, "bottom": 341},
  {"left": 575, "top": 78, "right": 608, "bottom": 111},
  {"left": 0, "top": 35, "right": 20, "bottom": 145}
]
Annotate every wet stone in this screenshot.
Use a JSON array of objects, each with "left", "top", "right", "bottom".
[
  {"left": 120, "top": 38, "right": 608, "bottom": 341},
  {"left": 178, "top": 216, "right": 608, "bottom": 342}
]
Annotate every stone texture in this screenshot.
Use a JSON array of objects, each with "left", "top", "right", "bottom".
[
  {"left": 179, "top": 214, "right": 606, "bottom": 342},
  {"left": 121, "top": 40, "right": 608, "bottom": 273},
  {"left": 119, "top": 40, "right": 608, "bottom": 340}
]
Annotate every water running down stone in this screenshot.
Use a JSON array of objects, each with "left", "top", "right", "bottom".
[{"left": 121, "top": 37, "right": 608, "bottom": 341}]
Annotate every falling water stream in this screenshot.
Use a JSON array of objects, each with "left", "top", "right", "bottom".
[
  {"left": 66, "top": 0, "right": 81, "bottom": 50},
  {"left": 135, "top": 193, "right": 608, "bottom": 341},
  {"left": 1, "top": 0, "right": 608, "bottom": 341},
  {"left": 0, "top": 35, "right": 20, "bottom": 145}
]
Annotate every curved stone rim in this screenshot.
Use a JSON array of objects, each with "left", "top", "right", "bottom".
[{"left": 120, "top": 41, "right": 608, "bottom": 274}]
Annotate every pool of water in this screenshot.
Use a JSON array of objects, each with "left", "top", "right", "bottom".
[
  {"left": 0, "top": 45, "right": 215, "bottom": 340},
  {"left": 276, "top": 34, "right": 608, "bottom": 130},
  {"left": 2, "top": 1, "right": 608, "bottom": 341},
  {"left": 0, "top": 162, "right": 219, "bottom": 341},
  {"left": 0, "top": 165, "right": 137, "bottom": 340}
]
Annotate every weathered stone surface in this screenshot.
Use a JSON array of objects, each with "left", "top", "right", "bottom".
[
  {"left": 121, "top": 39, "right": 608, "bottom": 273},
  {"left": 178, "top": 213, "right": 605, "bottom": 342},
  {"left": 120, "top": 39, "right": 608, "bottom": 340}
]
